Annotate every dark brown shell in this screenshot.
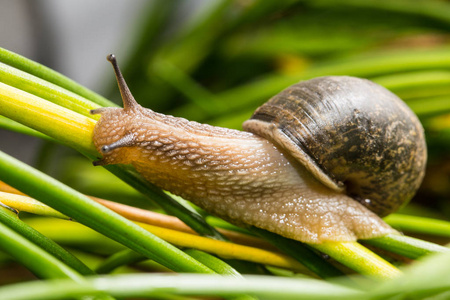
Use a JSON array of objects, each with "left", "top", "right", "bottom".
[{"left": 243, "top": 76, "right": 427, "bottom": 217}]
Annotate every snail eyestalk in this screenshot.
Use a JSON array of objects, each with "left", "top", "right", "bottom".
[
  {"left": 101, "top": 133, "right": 136, "bottom": 154},
  {"left": 106, "top": 54, "right": 139, "bottom": 110}
]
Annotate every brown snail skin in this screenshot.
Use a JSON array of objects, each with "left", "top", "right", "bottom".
[{"left": 91, "top": 54, "right": 427, "bottom": 244}]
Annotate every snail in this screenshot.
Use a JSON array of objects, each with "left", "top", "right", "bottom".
[{"left": 91, "top": 54, "right": 427, "bottom": 244}]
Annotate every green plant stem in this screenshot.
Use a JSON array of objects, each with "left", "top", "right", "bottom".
[
  {"left": 0, "top": 204, "right": 94, "bottom": 275},
  {"left": 207, "top": 216, "right": 252, "bottom": 235},
  {"left": 178, "top": 254, "right": 258, "bottom": 300},
  {"left": 311, "top": 242, "right": 401, "bottom": 280},
  {"left": 0, "top": 116, "right": 52, "bottom": 141},
  {"left": 0, "top": 150, "right": 214, "bottom": 274},
  {"left": 368, "top": 249, "right": 450, "bottom": 299},
  {"left": 0, "top": 47, "right": 114, "bottom": 107},
  {"left": 0, "top": 274, "right": 364, "bottom": 300},
  {"left": 0, "top": 191, "right": 68, "bottom": 219},
  {"left": 384, "top": 214, "right": 450, "bottom": 237},
  {"left": 25, "top": 217, "right": 128, "bottom": 253},
  {"left": 184, "top": 249, "right": 242, "bottom": 277},
  {"left": 363, "top": 234, "right": 449, "bottom": 259},
  {"left": 27, "top": 217, "right": 306, "bottom": 272},
  {"left": 0, "top": 62, "right": 102, "bottom": 119},
  {"left": 0, "top": 82, "right": 97, "bottom": 155},
  {"left": 250, "top": 227, "right": 344, "bottom": 279},
  {"left": 97, "top": 248, "right": 251, "bottom": 300},
  {"left": 96, "top": 250, "right": 145, "bottom": 274},
  {"left": 0, "top": 209, "right": 83, "bottom": 281}
]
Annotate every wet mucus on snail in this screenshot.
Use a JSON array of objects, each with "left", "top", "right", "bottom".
[{"left": 91, "top": 54, "right": 427, "bottom": 244}]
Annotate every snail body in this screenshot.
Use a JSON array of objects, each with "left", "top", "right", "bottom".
[{"left": 91, "top": 55, "right": 426, "bottom": 244}]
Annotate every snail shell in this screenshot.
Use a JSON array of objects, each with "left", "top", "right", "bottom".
[{"left": 243, "top": 76, "right": 427, "bottom": 217}]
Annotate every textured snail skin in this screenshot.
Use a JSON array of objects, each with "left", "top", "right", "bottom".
[
  {"left": 92, "top": 102, "right": 394, "bottom": 243},
  {"left": 91, "top": 57, "right": 400, "bottom": 243}
]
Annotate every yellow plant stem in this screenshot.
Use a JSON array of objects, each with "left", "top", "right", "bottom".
[
  {"left": 0, "top": 188, "right": 307, "bottom": 272},
  {"left": 312, "top": 242, "right": 402, "bottom": 280},
  {"left": 136, "top": 221, "right": 307, "bottom": 272},
  {"left": 0, "top": 191, "right": 68, "bottom": 220},
  {"left": 26, "top": 217, "right": 308, "bottom": 273},
  {"left": 0, "top": 82, "right": 96, "bottom": 155},
  {"left": 0, "top": 183, "right": 274, "bottom": 251},
  {"left": 0, "top": 181, "right": 25, "bottom": 195},
  {"left": 94, "top": 197, "right": 276, "bottom": 251}
]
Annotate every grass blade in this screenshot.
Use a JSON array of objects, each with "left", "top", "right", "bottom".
[
  {"left": 0, "top": 202, "right": 93, "bottom": 275},
  {"left": 0, "top": 62, "right": 102, "bottom": 118},
  {"left": 312, "top": 242, "right": 401, "bottom": 280},
  {"left": 363, "top": 234, "right": 449, "bottom": 259},
  {"left": 0, "top": 47, "right": 114, "bottom": 107},
  {"left": 0, "top": 274, "right": 364, "bottom": 300},
  {"left": 251, "top": 227, "right": 344, "bottom": 279},
  {"left": 184, "top": 249, "right": 242, "bottom": 277},
  {"left": 0, "top": 82, "right": 97, "bottom": 155},
  {"left": 0, "top": 208, "right": 83, "bottom": 281},
  {"left": 96, "top": 250, "right": 144, "bottom": 274},
  {"left": 369, "top": 250, "right": 450, "bottom": 299},
  {"left": 385, "top": 214, "right": 450, "bottom": 237}
]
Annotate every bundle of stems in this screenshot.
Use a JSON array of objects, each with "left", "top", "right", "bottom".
[{"left": 0, "top": 1, "right": 449, "bottom": 298}]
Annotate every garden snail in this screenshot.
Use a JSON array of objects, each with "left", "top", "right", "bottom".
[{"left": 91, "top": 54, "right": 427, "bottom": 244}]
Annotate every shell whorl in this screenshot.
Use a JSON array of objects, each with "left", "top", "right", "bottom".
[{"left": 243, "top": 76, "right": 427, "bottom": 217}]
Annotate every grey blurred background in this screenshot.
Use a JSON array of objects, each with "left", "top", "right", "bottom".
[
  {"left": 0, "top": 0, "right": 145, "bottom": 164},
  {"left": 0, "top": 0, "right": 204, "bottom": 164}
]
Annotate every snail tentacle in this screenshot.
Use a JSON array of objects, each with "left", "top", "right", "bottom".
[{"left": 106, "top": 54, "right": 140, "bottom": 110}]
